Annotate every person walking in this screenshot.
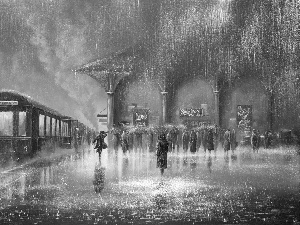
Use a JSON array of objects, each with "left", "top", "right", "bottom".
[
  {"left": 230, "top": 128, "right": 237, "bottom": 151},
  {"left": 189, "top": 130, "right": 197, "bottom": 153},
  {"left": 170, "top": 127, "right": 179, "bottom": 152},
  {"left": 93, "top": 131, "right": 108, "bottom": 160},
  {"left": 146, "top": 129, "right": 154, "bottom": 152},
  {"left": 207, "top": 128, "right": 214, "bottom": 154},
  {"left": 223, "top": 129, "right": 231, "bottom": 154},
  {"left": 166, "top": 130, "right": 173, "bottom": 152},
  {"left": 182, "top": 130, "right": 190, "bottom": 152},
  {"left": 196, "top": 129, "right": 202, "bottom": 152},
  {"left": 251, "top": 129, "right": 260, "bottom": 152},
  {"left": 156, "top": 133, "right": 169, "bottom": 176},
  {"left": 264, "top": 130, "right": 272, "bottom": 149},
  {"left": 202, "top": 128, "right": 208, "bottom": 153},
  {"left": 121, "top": 131, "right": 129, "bottom": 154}
]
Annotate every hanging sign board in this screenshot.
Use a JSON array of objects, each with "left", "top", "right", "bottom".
[
  {"left": 237, "top": 105, "right": 252, "bottom": 130},
  {"left": 0, "top": 101, "right": 18, "bottom": 106},
  {"left": 179, "top": 108, "right": 203, "bottom": 117},
  {"left": 133, "top": 108, "right": 149, "bottom": 126}
]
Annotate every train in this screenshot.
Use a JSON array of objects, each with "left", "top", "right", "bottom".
[{"left": 0, "top": 90, "right": 96, "bottom": 164}]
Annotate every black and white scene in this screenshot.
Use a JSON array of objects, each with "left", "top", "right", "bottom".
[{"left": 0, "top": 0, "right": 300, "bottom": 224}]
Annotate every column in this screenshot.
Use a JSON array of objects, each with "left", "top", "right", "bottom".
[
  {"left": 161, "top": 91, "right": 168, "bottom": 125},
  {"left": 214, "top": 90, "right": 220, "bottom": 127},
  {"left": 107, "top": 91, "right": 114, "bottom": 148},
  {"left": 268, "top": 90, "right": 274, "bottom": 131},
  {"left": 106, "top": 91, "right": 114, "bottom": 130}
]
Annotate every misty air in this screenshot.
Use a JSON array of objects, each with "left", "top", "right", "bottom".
[{"left": 0, "top": 0, "right": 299, "bottom": 224}]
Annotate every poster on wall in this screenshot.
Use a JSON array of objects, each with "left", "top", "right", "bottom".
[
  {"left": 133, "top": 108, "right": 149, "bottom": 126},
  {"left": 237, "top": 105, "right": 252, "bottom": 130}
]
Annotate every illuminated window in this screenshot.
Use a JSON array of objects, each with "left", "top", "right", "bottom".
[
  {"left": 62, "top": 122, "right": 67, "bottom": 137},
  {"left": 63, "top": 122, "right": 69, "bottom": 137},
  {"left": 39, "top": 114, "right": 45, "bottom": 136},
  {"left": 19, "top": 111, "right": 27, "bottom": 136},
  {"left": 56, "top": 120, "right": 60, "bottom": 136},
  {"left": 46, "top": 116, "right": 51, "bottom": 136},
  {"left": 0, "top": 112, "right": 13, "bottom": 136},
  {"left": 52, "top": 118, "right": 56, "bottom": 136}
]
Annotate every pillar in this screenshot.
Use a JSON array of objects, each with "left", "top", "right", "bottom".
[
  {"left": 161, "top": 91, "right": 168, "bottom": 125},
  {"left": 214, "top": 90, "right": 220, "bottom": 127},
  {"left": 107, "top": 91, "right": 114, "bottom": 130},
  {"left": 268, "top": 90, "right": 274, "bottom": 131}
]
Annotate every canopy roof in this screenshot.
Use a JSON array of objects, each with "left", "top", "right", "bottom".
[
  {"left": 74, "top": 44, "right": 144, "bottom": 74},
  {"left": 74, "top": 44, "right": 144, "bottom": 92}
]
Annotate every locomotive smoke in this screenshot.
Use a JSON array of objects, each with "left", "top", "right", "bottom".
[{"left": 0, "top": 0, "right": 148, "bottom": 130}]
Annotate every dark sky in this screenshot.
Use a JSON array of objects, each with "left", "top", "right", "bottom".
[{"left": 0, "top": 0, "right": 154, "bottom": 130}]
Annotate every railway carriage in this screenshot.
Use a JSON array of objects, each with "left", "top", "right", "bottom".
[{"left": 0, "top": 91, "right": 95, "bottom": 164}]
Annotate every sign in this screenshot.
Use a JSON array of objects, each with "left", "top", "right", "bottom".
[
  {"left": 179, "top": 108, "right": 203, "bottom": 117},
  {"left": 237, "top": 105, "right": 252, "bottom": 130},
  {"left": 133, "top": 108, "right": 149, "bottom": 126},
  {"left": 0, "top": 101, "right": 18, "bottom": 106}
]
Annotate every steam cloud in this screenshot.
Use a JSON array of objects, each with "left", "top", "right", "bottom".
[{"left": 0, "top": 0, "right": 147, "bottom": 130}]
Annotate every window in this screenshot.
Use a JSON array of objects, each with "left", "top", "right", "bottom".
[
  {"left": 39, "top": 114, "right": 45, "bottom": 136},
  {"left": 62, "top": 121, "right": 69, "bottom": 137},
  {"left": 0, "top": 112, "right": 13, "bottom": 136},
  {"left": 46, "top": 116, "right": 51, "bottom": 136},
  {"left": 19, "top": 111, "right": 27, "bottom": 136},
  {"left": 56, "top": 120, "right": 60, "bottom": 136},
  {"left": 52, "top": 118, "right": 56, "bottom": 136}
]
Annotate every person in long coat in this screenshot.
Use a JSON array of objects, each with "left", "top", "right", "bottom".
[
  {"left": 223, "top": 129, "right": 231, "bottom": 153},
  {"left": 189, "top": 130, "right": 197, "bottom": 153},
  {"left": 196, "top": 130, "right": 202, "bottom": 151},
  {"left": 147, "top": 129, "right": 154, "bottom": 152},
  {"left": 166, "top": 131, "right": 173, "bottom": 152},
  {"left": 264, "top": 130, "right": 272, "bottom": 149},
  {"left": 230, "top": 128, "right": 237, "bottom": 151},
  {"left": 128, "top": 132, "right": 134, "bottom": 151},
  {"left": 182, "top": 130, "right": 190, "bottom": 152},
  {"left": 202, "top": 128, "right": 208, "bottom": 153},
  {"left": 156, "top": 133, "right": 169, "bottom": 175},
  {"left": 207, "top": 129, "right": 214, "bottom": 153},
  {"left": 170, "top": 127, "right": 179, "bottom": 152},
  {"left": 251, "top": 129, "right": 260, "bottom": 152},
  {"left": 121, "top": 131, "right": 129, "bottom": 154}
]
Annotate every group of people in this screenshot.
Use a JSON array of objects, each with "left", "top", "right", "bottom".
[
  {"left": 92, "top": 127, "right": 273, "bottom": 177},
  {"left": 181, "top": 128, "right": 216, "bottom": 153},
  {"left": 250, "top": 129, "right": 273, "bottom": 151}
]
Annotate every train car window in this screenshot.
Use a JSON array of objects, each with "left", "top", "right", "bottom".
[
  {"left": 62, "top": 121, "right": 69, "bottom": 137},
  {"left": 62, "top": 122, "right": 65, "bottom": 137},
  {"left": 0, "top": 111, "right": 13, "bottom": 136},
  {"left": 18, "top": 111, "right": 27, "bottom": 136},
  {"left": 52, "top": 118, "right": 56, "bottom": 136},
  {"left": 46, "top": 116, "right": 51, "bottom": 136},
  {"left": 56, "top": 120, "right": 60, "bottom": 136},
  {"left": 63, "top": 122, "right": 69, "bottom": 137},
  {"left": 39, "top": 114, "right": 45, "bottom": 136},
  {"left": 66, "top": 122, "right": 69, "bottom": 137}
]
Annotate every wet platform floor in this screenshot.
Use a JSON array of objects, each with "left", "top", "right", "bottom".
[{"left": 0, "top": 146, "right": 299, "bottom": 224}]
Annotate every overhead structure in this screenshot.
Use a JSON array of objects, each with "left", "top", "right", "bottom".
[{"left": 74, "top": 45, "right": 142, "bottom": 130}]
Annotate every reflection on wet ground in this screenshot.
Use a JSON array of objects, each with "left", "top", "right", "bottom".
[{"left": 0, "top": 146, "right": 299, "bottom": 224}]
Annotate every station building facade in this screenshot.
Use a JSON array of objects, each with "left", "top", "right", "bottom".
[
  {"left": 76, "top": 46, "right": 298, "bottom": 142},
  {"left": 113, "top": 73, "right": 269, "bottom": 141}
]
